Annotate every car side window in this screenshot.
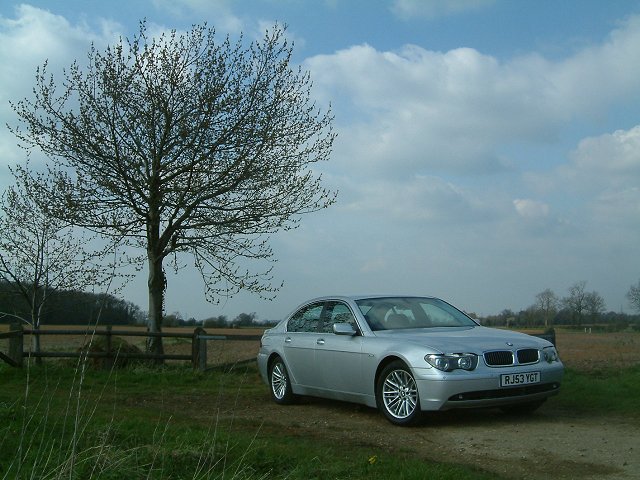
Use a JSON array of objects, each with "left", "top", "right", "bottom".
[
  {"left": 287, "top": 303, "right": 323, "bottom": 333},
  {"left": 321, "top": 302, "right": 359, "bottom": 333}
]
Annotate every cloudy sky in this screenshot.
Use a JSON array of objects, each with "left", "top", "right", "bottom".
[{"left": 1, "top": 0, "right": 639, "bottom": 321}]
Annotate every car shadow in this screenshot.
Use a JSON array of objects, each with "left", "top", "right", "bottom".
[{"left": 290, "top": 394, "right": 563, "bottom": 428}]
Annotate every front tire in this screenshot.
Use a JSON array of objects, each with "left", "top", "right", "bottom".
[
  {"left": 376, "top": 361, "right": 422, "bottom": 426},
  {"left": 268, "top": 356, "right": 296, "bottom": 405}
]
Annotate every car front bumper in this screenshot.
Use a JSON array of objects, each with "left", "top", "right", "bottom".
[{"left": 413, "top": 363, "right": 564, "bottom": 411}]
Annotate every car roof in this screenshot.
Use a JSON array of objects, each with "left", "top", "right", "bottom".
[{"left": 300, "top": 294, "right": 440, "bottom": 303}]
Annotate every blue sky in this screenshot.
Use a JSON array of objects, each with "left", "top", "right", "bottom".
[{"left": 1, "top": 0, "right": 639, "bottom": 321}]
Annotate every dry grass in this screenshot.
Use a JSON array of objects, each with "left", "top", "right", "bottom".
[{"left": 552, "top": 329, "right": 639, "bottom": 370}]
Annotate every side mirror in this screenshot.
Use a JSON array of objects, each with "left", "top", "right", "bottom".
[{"left": 333, "top": 322, "right": 357, "bottom": 336}]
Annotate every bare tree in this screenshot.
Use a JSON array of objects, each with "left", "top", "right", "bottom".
[
  {"left": 561, "top": 281, "right": 606, "bottom": 325},
  {"left": 9, "top": 22, "right": 336, "bottom": 356},
  {"left": 562, "top": 281, "right": 588, "bottom": 325},
  {"left": 535, "top": 288, "right": 559, "bottom": 328},
  {"left": 584, "top": 290, "right": 606, "bottom": 322},
  {"left": 0, "top": 170, "right": 111, "bottom": 361},
  {"left": 627, "top": 279, "right": 640, "bottom": 312}
]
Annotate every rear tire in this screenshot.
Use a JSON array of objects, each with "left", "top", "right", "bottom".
[
  {"left": 268, "top": 356, "right": 297, "bottom": 405},
  {"left": 376, "top": 361, "right": 422, "bottom": 426}
]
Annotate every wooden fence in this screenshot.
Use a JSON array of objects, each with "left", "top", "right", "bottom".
[
  {"left": 0, "top": 323, "right": 262, "bottom": 371},
  {"left": 0, "top": 324, "right": 557, "bottom": 370}
]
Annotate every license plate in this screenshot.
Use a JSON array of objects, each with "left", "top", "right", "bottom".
[{"left": 500, "top": 371, "right": 540, "bottom": 387}]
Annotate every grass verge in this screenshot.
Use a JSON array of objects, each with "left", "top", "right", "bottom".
[
  {"left": 555, "top": 364, "right": 640, "bottom": 416},
  {"left": 0, "top": 362, "right": 498, "bottom": 480}
]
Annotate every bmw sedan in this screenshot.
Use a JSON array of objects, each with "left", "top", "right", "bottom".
[{"left": 257, "top": 295, "right": 563, "bottom": 425}]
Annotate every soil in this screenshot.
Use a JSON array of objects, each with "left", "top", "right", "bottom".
[{"left": 228, "top": 393, "right": 639, "bottom": 480}]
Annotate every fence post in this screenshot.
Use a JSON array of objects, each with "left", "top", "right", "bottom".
[
  {"left": 8, "top": 322, "right": 23, "bottom": 367},
  {"left": 192, "top": 327, "right": 206, "bottom": 370},
  {"left": 104, "top": 325, "right": 114, "bottom": 370}
]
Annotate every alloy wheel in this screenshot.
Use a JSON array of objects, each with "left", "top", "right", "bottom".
[
  {"left": 382, "top": 368, "right": 418, "bottom": 419},
  {"left": 271, "top": 361, "right": 288, "bottom": 400}
]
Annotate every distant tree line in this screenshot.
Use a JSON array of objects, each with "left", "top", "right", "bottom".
[
  {"left": 186, "top": 312, "right": 277, "bottom": 329},
  {"left": 0, "top": 281, "right": 145, "bottom": 326},
  {"left": 0, "top": 278, "right": 275, "bottom": 329},
  {"left": 476, "top": 280, "right": 640, "bottom": 331},
  {"left": 478, "top": 308, "right": 639, "bottom": 331},
  {"left": 144, "top": 311, "right": 278, "bottom": 328}
]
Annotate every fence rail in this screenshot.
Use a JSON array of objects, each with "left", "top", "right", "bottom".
[{"left": 0, "top": 323, "right": 262, "bottom": 370}]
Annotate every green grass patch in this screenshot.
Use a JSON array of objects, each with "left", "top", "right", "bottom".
[
  {"left": 555, "top": 364, "right": 640, "bottom": 416},
  {"left": 0, "top": 362, "right": 498, "bottom": 480}
]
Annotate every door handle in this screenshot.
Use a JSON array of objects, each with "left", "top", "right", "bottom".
[
  {"left": 285, "top": 337, "right": 292, "bottom": 343},
  {"left": 316, "top": 339, "right": 325, "bottom": 345}
]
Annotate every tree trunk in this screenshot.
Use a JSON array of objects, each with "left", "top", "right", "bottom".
[
  {"left": 147, "top": 251, "right": 165, "bottom": 361},
  {"left": 31, "top": 295, "right": 42, "bottom": 365},
  {"left": 31, "top": 327, "right": 42, "bottom": 365}
]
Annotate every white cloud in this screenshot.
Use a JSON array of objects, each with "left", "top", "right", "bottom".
[
  {"left": 571, "top": 126, "right": 640, "bottom": 174},
  {"left": 568, "top": 127, "right": 640, "bottom": 227},
  {"left": 521, "top": 123, "right": 640, "bottom": 255},
  {"left": 513, "top": 199, "right": 550, "bottom": 219},
  {"left": 391, "top": 0, "right": 496, "bottom": 20},
  {"left": 548, "top": 16, "right": 640, "bottom": 115},
  {"left": 340, "top": 175, "right": 499, "bottom": 224},
  {"left": 151, "top": 0, "right": 243, "bottom": 33},
  {"left": 305, "top": 15, "right": 640, "bottom": 178},
  {"left": 593, "top": 187, "right": 640, "bottom": 224},
  {"left": 528, "top": 124, "right": 640, "bottom": 199},
  {"left": 0, "top": 5, "right": 120, "bottom": 70},
  {"left": 0, "top": 6, "right": 122, "bottom": 186},
  {"left": 296, "top": 14, "right": 640, "bottom": 316}
]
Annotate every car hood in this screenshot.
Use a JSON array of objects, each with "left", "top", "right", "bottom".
[{"left": 371, "top": 326, "right": 548, "bottom": 354}]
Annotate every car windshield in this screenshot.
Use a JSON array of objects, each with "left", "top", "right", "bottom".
[{"left": 355, "top": 297, "right": 477, "bottom": 331}]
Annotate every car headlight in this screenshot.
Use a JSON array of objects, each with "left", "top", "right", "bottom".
[
  {"left": 425, "top": 353, "right": 478, "bottom": 372},
  {"left": 543, "top": 346, "right": 560, "bottom": 363}
]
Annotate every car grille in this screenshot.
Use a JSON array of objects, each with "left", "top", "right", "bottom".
[
  {"left": 484, "top": 349, "right": 540, "bottom": 367},
  {"left": 484, "top": 350, "right": 514, "bottom": 366},
  {"left": 517, "top": 348, "right": 539, "bottom": 364}
]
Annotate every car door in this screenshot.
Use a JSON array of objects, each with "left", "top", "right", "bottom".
[
  {"left": 283, "top": 301, "right": 324, "bottom": 387},
  {"left": 314, "top": 301, "right": 365, "bottom": 395}
]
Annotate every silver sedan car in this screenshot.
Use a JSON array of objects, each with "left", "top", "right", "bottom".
[{"left": 257, "top": 295, "right": 563, "bottom": 425}]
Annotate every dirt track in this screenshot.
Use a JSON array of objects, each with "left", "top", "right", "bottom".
[{"left": 220, "top": 380, "right": 638, "bottom": 480}]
